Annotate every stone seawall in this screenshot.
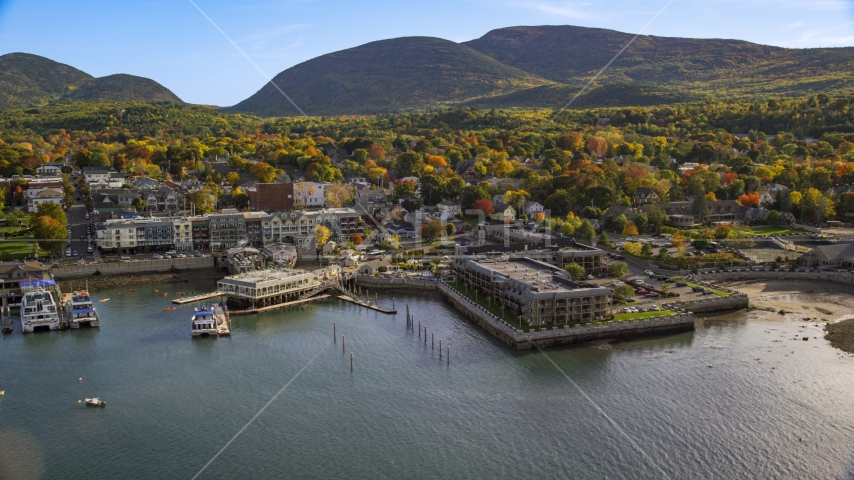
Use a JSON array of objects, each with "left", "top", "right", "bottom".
[
  {"left": 355, "top": 275, "right": 696, "bottom": 350},
  {"left": 52, "top": 256, "right": 215, "bottom": 279},
  {"left": 694, "top": 270, "right": 854, "bottom": 286}
]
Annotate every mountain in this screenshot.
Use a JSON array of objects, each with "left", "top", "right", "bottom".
[
  {"left": 226, "top": 36, "right": 552, "bottom": 116},
  {"left": 62, "top": 74, "right": 182, "bottom": 103},
  {"left": 0, "top": 53, "right": 93, "bottom": 108},
  {"left": 0, "top": 53, "right": 182, "bottom": 108},
  {"left": 464, "top": 25, "right": 854, "bottom": 97}
]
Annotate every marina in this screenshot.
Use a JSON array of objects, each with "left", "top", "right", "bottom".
[{"left": 215, "top": 266, "right": 341, "bottom": 310}]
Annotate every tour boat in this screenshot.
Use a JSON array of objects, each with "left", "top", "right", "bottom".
[
  {"left": 191, "top": 306, "right": 218, "bottom": 337},
  {"left": 99, "top": 298, "right": 109, "bottom": 302},
  {"left": 20, "top": 288, "right": 61, "bottom": 333},
  {"left": 64, "top": 291, "right": 101, "bottom": 328},
  {"left": 85, "top": 398, "right": 106, "bottom": 407}
]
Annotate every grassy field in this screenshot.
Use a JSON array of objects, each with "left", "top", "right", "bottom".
[
  {"left": 612, "top": 310, "right": 675, "bottom": 321},
  {"left": 748, "top": 226, "right": 807, "bottom": 236},
  {"left": 0, "top": 237, "right": 50, "bottom": 260}
]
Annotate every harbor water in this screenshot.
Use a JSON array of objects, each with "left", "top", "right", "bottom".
[{"left": 2, "top": 279, "right": 854, "bottom": 479}]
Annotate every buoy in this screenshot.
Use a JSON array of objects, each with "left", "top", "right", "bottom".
[
  {"left": 0, "top": 391, "right": 5, "bottom": 397},
  {"left": 78, "top": 400, "right": 81, "bottom": 404},
  {"left": 78, "top": 377, "right": 82, "bottom": 382}
]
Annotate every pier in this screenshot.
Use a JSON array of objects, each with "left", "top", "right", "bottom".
[
  {"left": 337, "top": 294, "right": 396, "bottom": 314},
  {"left": 172, "top": 292, "right": 225, "bottom": 305},
  {"left": 229, "top": 294, "right": 330, "bottom": 315}
]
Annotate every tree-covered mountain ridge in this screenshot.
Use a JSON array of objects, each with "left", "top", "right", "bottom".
[{"left": 0, "top": 53, "right": 182, "bottom": 108}]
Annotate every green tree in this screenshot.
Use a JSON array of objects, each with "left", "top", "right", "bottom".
[
  {"left": 565, "top": 262, "right": 586, "bottom": 280},
  {"left": 641, "top": 243, "right": 653, "bottom": 256},
  {"left": 634, "top": 212, "right": 649, "bottom": 233},
  {"left": 613, "top": 285, "right": 635, "bottom": 300},
  {"left": 131, "top": 197, "right": 147, "bottom": 212},
  {"left": 598, "top": 231, "right": 611, "bottom": 247},
  {"left": 232, "top": 187, "right": 249, "bottom": 209},
  {"left": 421, "top": 218, "right": 444, "bottom": 243},
  {"left": 576, "top": 218, "right": 595, "bottom": 241},
  {"left": 607, "top": 261, "right": 629, "bottom": 278},
  {"left": 446, "top": 223, "right": 456, "bottom": 236},
  {"left": 692, "top": 191, "right": 709, "bottom": 224},
  {"left": 227, "top": 172, "right": 241, "bottom": 187},
  {"left": 395, "top": 152, "right": 424, "bottom": 177}
]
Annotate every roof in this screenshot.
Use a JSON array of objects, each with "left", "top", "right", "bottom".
[{"left": 812, "top": 243, "right": 854, "bottom": 262}]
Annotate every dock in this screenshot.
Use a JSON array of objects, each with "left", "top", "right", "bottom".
[
  {"left": 172, "top": 292, "right": 225, "bottom": 305},
  {"left": 229, "top": 294, "right": 331, "bottom": 315},
  {"left": 1, "top": 315, "right": 11, "bottom": 334},
  {"left": 337, "top": 294, "right": 397, "bottom": 314},
  {"left": 216, "top": 309, "right": 231, "bottom": 336}
]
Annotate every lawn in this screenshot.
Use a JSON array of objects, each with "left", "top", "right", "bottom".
[
  {"left": 612, "top": 310, "right": 675, "bottom": 321},
  {"left": 748, "top": 226, "right": 807, "bottom": 236},
  {"left": 0, "top": 238, "right": 50, "bottom": 260},
  {"left": 447, "top": 280, "right": 535, "bottom": 331}
]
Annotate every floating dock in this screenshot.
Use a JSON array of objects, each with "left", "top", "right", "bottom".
[
  {"left": 229, "top": 294, "right": 330, "bottom": 315},
  {"left": 172, "top": 292, "right": 225, "bottom": 305},
  {"left": 337, "top": 294, "right": 396, "bottom": 314}
]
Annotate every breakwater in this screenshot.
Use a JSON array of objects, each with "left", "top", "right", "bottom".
[{"left": 354, "top": 275, "right": 696, "bottom": 349}]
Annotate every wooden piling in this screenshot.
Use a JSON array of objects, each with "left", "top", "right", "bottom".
[
  {"left": 424, "top": 326, "right": 427, "bottom": 344},
  {"left": 418, "top": 320, "right": 421, "bottom": 336},
  {"left": 350, "top": 352, "right": 354, "bottom": 371},
  {"left": 343, "top": 335, "right": 346, "bottom": 353},
  {"left": 439, "top": 339, "right": 442, "bottom": 357},
  {"left": 393, "top": 298, "right": 395, "bottom": 309},
  {"left": 447, "top": 346, "right": 450, "bottom": 365},
  {"left": 432, "top": 332, "right": 434, "bottom": 349},
  {"left": 334, "top": 322, "right": 337, "bottom": 342}
]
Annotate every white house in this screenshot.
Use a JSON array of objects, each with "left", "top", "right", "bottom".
[
  {"left": 294, "top": 182, "right": 330, "bottom": 208},
  {"left": 490, "top": 204, "right": 516, "bottom": 222},
  {"left": 523, "top": 201, "right": 544, "bottom": 216},
  {"left": 27, "top": 189, "right": 63, "bottom": 212},
  {"left": 437, "top": 201, "right": 461, "bottom": 216},
  {"left": 36, "top": 164, "right": 62, "bottom": 176},
  {"left": 82, "top": 168, "right": 115, "bottom": 184}
]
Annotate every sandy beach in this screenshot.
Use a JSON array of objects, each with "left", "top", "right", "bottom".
[{"left": 715, "top": 278, "right": 854, "bottom": 353}]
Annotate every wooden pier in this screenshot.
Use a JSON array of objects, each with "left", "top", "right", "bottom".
[
  {"left": 337, "top": 294, "right": 397, "bottom": 314},
  {"left": 229, "top": 294, "right": 331, "bottom": 315},
  {"left": 172, "top": 292, "right": 225, "bottom": 305},
  {"left": 216, "top": 310, "right": 231, "bottom": 336}
]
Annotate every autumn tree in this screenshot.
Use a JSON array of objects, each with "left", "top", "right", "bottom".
[
  {"left": 587, "top": 136, "right": 609, "bottom": 157},
  {"left": 324, "top": 182, "right": 355, "bottom": 208},
  {"left": 32, "top": 215, "right": 67, "bottom": 253},
  {"left": 227, "top": 172, "right": 241, "bottom": 187},
  {"left": 315, "top": 225, "right": 332, "bottom": 248},
  {"left": 472, "top": 199, "right": 494, "bottom": 217},
  {"left": 622, "top": 221, "right": 639, "bottom": 236},
  {"left": 253, "top": 162, "right": 278, "bottom": 183},
  {"left": 232, "top": 187, "right": 249, "bottom": 209},
  {"left": 352, "top": 234, "right": 363, "bottom": 245}
]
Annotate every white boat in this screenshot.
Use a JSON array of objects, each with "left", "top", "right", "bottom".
[
  {"left": 20, "top": 288, "right": 60, "bottom": 333},
  {"left": 191, "top": 305, "right": 219, "bottom": 337},
  {"left": 85, "top": 398, "right": 105, "bottom": 407},
  {"left": 64, "top": 291, "right": 101, "bottom": 329}
]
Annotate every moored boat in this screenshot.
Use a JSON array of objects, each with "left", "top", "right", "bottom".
[
  {"left": 64, "top": 291, "right": 100, "bottom": 329},
  {"left": 85, "top": 398, "right": 106, "bottom": 407},
  {"left": 20, "top": 287, "right": 60, "bottom": 333}
]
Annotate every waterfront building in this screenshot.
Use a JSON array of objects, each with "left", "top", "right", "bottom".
[
  {"left": 191, "top": 217, "right": 210, "bottom": 251},
  {"left": 173, "top": 217, "right": 193, "bottom": 251},
  {"left": 216, "top": 266, "right": 340, "bottom": 309},
  {"left": 452, "top": 255, "right": 612, "bottom": 326},
  {"left": 209, "top": 209, "right": 247, "bottom": 249},
  {"left": 225, "top": 247, "right": 263, "bottom": 274}
]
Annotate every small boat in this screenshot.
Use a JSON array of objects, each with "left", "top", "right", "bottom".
[
  {"left": 163, "top": 307, "right": 175, "bottom": 312},
  {"left": 0, "top": 391, "right": 5, "bottom": 397},
  {"left": 153, "top": 290, "right": 159, "bottom": 294},
  {"left": 163, "top": 293, "right": 168, "bottom": 297},
  {"left": 99, "top": 298, "right": 109, "bottom": 303},
  {"left": 85, "top": 398, "right": 106, "bottom": 407},
  {"left": 128, "top": 289, "right": 136, "bottom": 292}
]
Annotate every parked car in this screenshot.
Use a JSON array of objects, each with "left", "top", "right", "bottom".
[
  {"left": 635, "top": 279, "right": 645, "bottom": 285},
  {"left": 165, "top": 250, "right": 177, "bottom": 255},
  {"left": 637, "top": 307, "right": 647, "bottom": 313},
  {"left": 691, "top": 286, "right": 705, "bottom": 293},
  {"left": 636, "top": 289, "right": 649, "bottom": 295},
  {"left": 644, "top": 270, "right": 654, "bottom": 276},
  {"left": 177, "top": 254, "right": 187, "bottom": 258},
  {"left": 646, "top": 292, "right": 660, "bottom": 298},
  {"left": 585, "top": 275, "right": 594, "bottom": 280},
  {"left": 152, "top": 254, "right": 163, "bottom": 259},
  {"left": 650, "top": 305, "right": 661, "bottom": 311},
  {"left": 120, "top": 255, "right": 131, "bottom": 261},
  {"left": 193, "top": 253, "right": 202, "bottom": 257},
  {"left": 621, "top": 307, "right": 633, "bottom": 314},
  {"left": 675, "top": 282, "right": 688, "bottom": 287}
]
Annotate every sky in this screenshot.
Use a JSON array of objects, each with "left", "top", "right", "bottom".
[{"left": 1, "top": 0, "right": 853, "bottom": 107}]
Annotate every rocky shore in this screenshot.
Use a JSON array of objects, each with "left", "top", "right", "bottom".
[
  {"left": 825, "top": 319, "right": 854, "bottom": 354},
  {"left": 57, "top": 268, "right": 226, "bottom": 292}
]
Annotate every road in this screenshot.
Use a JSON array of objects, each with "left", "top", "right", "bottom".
[{"left": 66, "top": 204, "right": 96, "bottom": 262}]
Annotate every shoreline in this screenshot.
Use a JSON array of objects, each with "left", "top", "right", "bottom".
[{"left": 57, "top": 268, "right": 226, "bottom": 292}]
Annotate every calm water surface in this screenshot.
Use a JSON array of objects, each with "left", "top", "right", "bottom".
[{"left": 2, "top": 280, "right": 854, "bottom": 479}]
